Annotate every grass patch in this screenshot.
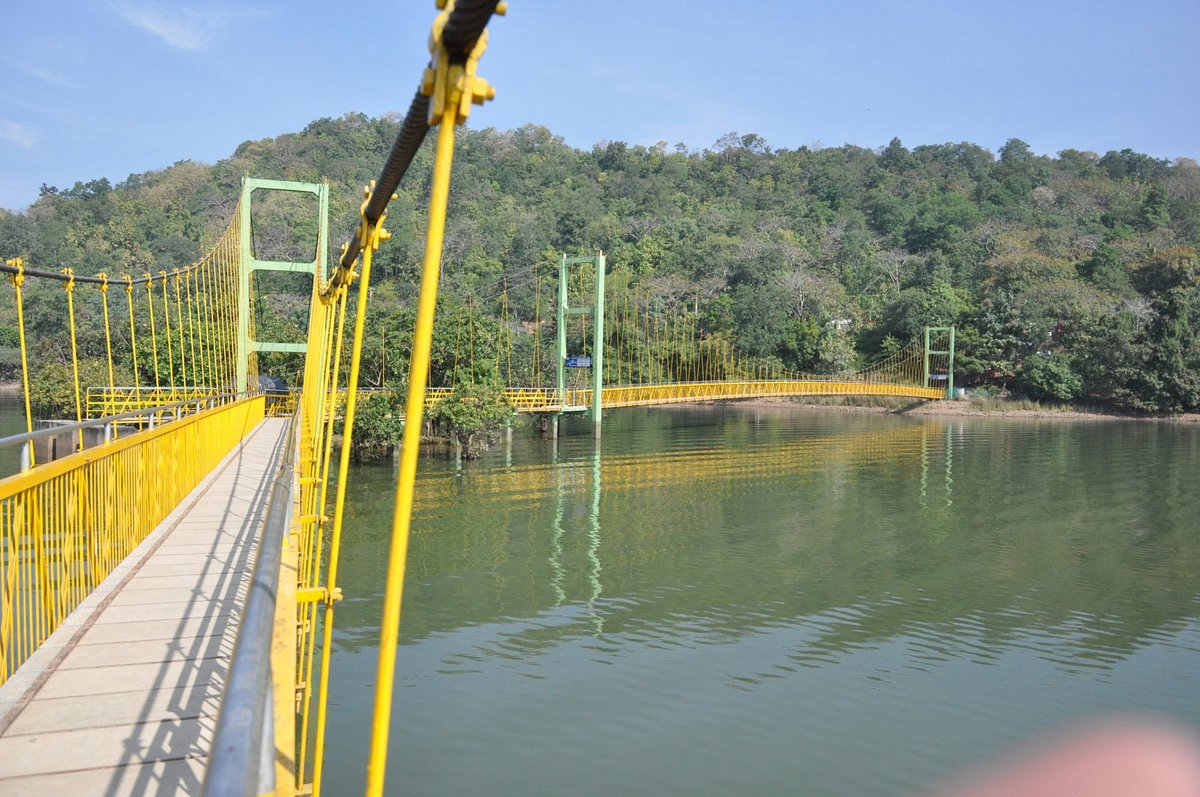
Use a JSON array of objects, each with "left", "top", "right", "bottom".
[
  {"left": 963, "top": 389, "right": 1085, "bottom": 413},
  {"left": 967, "top": 393, "right": 1045, "bottom": 412},
  {"left": 792, "top": 395, "right": 917, "bottom": 409}
]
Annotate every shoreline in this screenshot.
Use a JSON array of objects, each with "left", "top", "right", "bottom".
[
  {"left": 898, "top": 400, "right": 1198, "bottom": 423},
  {"left": 674, "top": 396, "right": 1200, "bottom": 423}
]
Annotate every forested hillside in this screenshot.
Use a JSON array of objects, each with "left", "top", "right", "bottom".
[{"left": 1, "top": 113, "right": 1198, "bottom": 412}]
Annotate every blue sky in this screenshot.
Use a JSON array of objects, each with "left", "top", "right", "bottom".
[{"left": 2, "top": 0, "right": 1198, "bottom": 212}]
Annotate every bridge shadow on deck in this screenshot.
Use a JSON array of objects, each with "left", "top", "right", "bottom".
[{"left": 98, "top": 417, "right": 286, "bottom": 795}]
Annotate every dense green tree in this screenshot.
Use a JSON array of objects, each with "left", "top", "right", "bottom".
[
  {"left": 904, "top": 191, "right": 982, "bottom": 252},
  {"left": 1016, "top": 352, "right": 1082, "bottom": 402},
  {"left": 1098, "top": 148, "right": 1169, "bottom": 182},
  {"left": 343, "top": 390, "right": 405, "bottom": 461},
  {"left": 427, "top": 371, "right": 512, "bottom": 458},
  {"left": 1137, "top": 185, "right": 1171, "bottom": 231},
  {"left": 1, "top": 117, "right": 1196, "bottom": 416},
  {"left": 878, "top": 138, "right": 912, "bottom": 173},
  {"left": 1077, "top": 242, "right": 1132, "bottom": 295},
  {"left": 880, "top": 280, "right": 968, "bottom": 340},
  {"left": 1130, "top": 248, "right": 1200, "bottom": 412}
]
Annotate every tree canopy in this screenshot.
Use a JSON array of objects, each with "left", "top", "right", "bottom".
[{"left": 2, "top": 114, "right": 1197, "bottom": 413}]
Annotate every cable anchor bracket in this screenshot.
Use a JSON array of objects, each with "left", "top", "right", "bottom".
[{"left": 421, "top": 0, "right": 505, "bottom": 126}]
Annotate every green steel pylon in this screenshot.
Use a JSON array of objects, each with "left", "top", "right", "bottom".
[
  {"left": 236, "top": 177, "right": 329, "bottom": 394},
  {"left": 556, "top": 252, "right": 606, "bottom": 438},
  {"left": 924, "top": 326, "right": 956, "bottom": 399}
]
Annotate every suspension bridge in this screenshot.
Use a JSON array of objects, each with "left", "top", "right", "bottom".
[{"left": 0, "top": 2, "right": 957, "bottom": 794}]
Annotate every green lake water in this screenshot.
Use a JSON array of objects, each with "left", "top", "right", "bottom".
[
  {"left": 0, "top": 397, "right": 28, "bottom": 477},
  {"left": 0, "top": 396, "right": 1195, "bottom": 793},
  {"left": 321, "top": 405, "right": 1200, "bottom": 795}
]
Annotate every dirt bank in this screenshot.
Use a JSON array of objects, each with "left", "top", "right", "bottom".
[{"left": 901, "top": 400, "right": 1199, "bottom": 423}]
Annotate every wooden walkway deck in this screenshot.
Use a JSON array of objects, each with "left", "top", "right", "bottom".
[{"left": 0, "top": 418, "right": 289, "bottom": 795}]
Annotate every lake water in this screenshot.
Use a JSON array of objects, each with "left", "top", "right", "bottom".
[
  {"left": 0, "top": 396, "right": 28, "bottom": 476},
  {"left": 321, "top": 405, "right": 1200, "bottom": 794}
]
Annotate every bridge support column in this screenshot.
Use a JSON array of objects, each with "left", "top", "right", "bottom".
[
  {"left": 924, "top": 326, "right": 957, "bottom": 399},
  {"left": 946, "top": 326, "right": 956, "bottom": 399},
  {"left": 591, "top": 253, "right": 605, "bottom": 439},
  {"left": 556, "top": 252, "right": 606, "bottom": 438},
  {"left": 236, "top": 177, "right": 329, "bottom": 395}
]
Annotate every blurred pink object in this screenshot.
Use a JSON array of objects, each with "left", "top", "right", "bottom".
[{"left": 934, "top": 719, "right": 1200, "bottom": 797}]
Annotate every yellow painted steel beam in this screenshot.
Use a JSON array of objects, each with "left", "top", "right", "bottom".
[{"left": 367, "top": 3, "right": 504, "bottom": 793}]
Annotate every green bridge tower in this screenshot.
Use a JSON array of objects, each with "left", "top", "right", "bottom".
[
  {"left": 553, "top": 252, "right": 606, "bottom": 438},
  {"left": 236, "top": 177, "right": 329, "bottom": 395}
]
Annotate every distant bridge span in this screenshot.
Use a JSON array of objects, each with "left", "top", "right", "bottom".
[{"left": 429, "top": 380, "right": 947, "bottom": 415}]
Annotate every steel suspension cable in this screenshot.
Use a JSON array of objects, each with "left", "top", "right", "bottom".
[
  {"left": 218, "top": 239, "right": 234, "bottom": 388},
  {"left": 159, "top": 273, "right": 175, "bottom": 397},
  {"left": 298, "top": 282, "right": 349, "bottom": 783},
  {"left": 98, "top": 275, "right": 117, "bottom": 436},
  {"left": 365, "top": 4, "right": 505, "bottom": 792},
  {"left": 144, "top": 276, "right": 161, "bottom": 392},
  {"left": 124, "top": 277, "right": 139, "bottom": 390},
  {"left": 62, "top": 270, "right": 84, "bottom": 450},
  {"left": 199, "top": 262, "right": 215, "bottom": 390},
  {"left": 172, "top": 271, "right": 189, "bottom": 393},
  {"left": 184, "top": 267, "right": 200, "bottom": 389},
  {"left": 313, "top": 188, "right": 390, "bottom": 795},
  {"left": 7, "top": 260, "right": 34, "bottom": 464}
]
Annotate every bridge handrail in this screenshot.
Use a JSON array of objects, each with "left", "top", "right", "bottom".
[
  {"left": 0, "top": 259, "right": 201, "bottom": 286},
  {"left": 204, "top": 407, "right": 297, "bottom": 797},
  {"left": 0, "top": 390, "right": 247, "bottom": 463},
  {"left": 0, "top": 396, "right": 267, "bottom": 686}
]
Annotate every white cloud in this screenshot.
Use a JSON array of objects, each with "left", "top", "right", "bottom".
[
  {"left": 0, "top": 119, "right": 38, "bottom": 149},
  {"left": 9, "top": 62, "right": 72, "bottom": 88},
  {"left": 110, "top": 2, "right": 236, "bottom": 51}
]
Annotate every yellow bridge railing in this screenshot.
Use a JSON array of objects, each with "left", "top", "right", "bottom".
[
  {"left": 86, "top": 385, "right": 292, "bottom": 420},
  {"left": 85, "top": 386, "right": 233, "bottom": 420},
  {"left": 88, "top": 376, "right": 945, "bottom": 432},
  {"left": 0, "top": 395, "right": 265, "bottom": 685},
  {"left": 0, "top": 176, "right": 256, "bottom": 688},
  {"left": 590, "top": 379, "right": 945, "bottom": 408},
  {"left": 453, "top": 379, "right": 945, "bottom": 413}
]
